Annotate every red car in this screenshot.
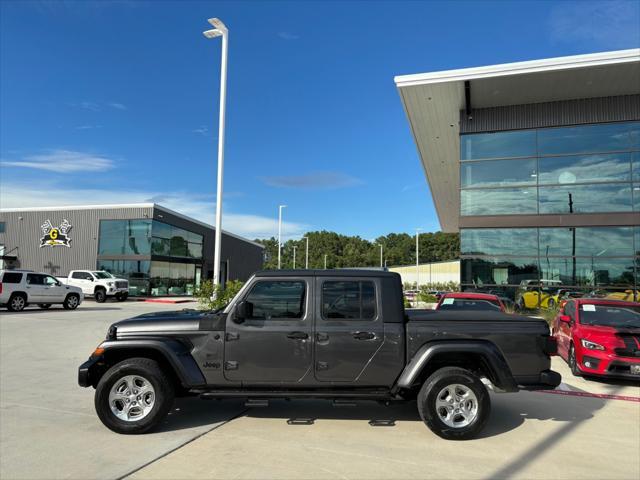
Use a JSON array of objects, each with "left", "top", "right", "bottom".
[
  {"left": 553, "top": 299, "right": 640, "bottom": 379},
  {"left": 436, "top": 292, "right": 506, "bottom": 312}
]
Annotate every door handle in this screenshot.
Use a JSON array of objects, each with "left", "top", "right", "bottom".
[
  {"left": 225, "top": 332, "right": 239, "bottom": 341},
  {"left": 316, "top": 332, "right": 329, "bottom": 342},
  {"left": 287, "top": 331, "right": 309, "bottom": 340},
  {"left": 352, "top": 331, "right": 376, "bottom": 340}
]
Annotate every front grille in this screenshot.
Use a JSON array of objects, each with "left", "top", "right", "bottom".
[
  {"left": 115, "top": 281, "right": 128, "bottom": 289},
  {"left": 614, "top": 334, "right": 640, "bottom": 358}
]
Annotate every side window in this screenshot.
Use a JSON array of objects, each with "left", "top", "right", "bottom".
[
  {"left": 1, "top": 272, "right": 22, "bottom": 283},
  {"left": 564, "top": 301, "right": 575, "bottom": 320},
  {"left": 26, "top": 274, "right": 44, "bottom": 285},
  {"left": 244, "top": 281, "right": 305, "bottom": 320},
  {"left": 322, "top": 281, "right": 377, "bottom": 320},
  {"left": 72, "top": 272, "right": 87, "bottom": 280},
  {"left": 44, "top": 276, "right": 58, "bottom": 286}
]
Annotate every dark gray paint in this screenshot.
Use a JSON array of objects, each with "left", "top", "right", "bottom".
[
  {"left": 81, "top": 271, "right": 559, "bottom": 394},
  {"left": 460, "top": 95, "right": 640, "bottom": 133}
]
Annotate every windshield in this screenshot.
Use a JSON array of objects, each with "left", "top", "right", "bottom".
[
  {"left": 93, "top": 271, "right": 113, "bottom": 279},
  {"left": 439, "top": 299, "right": 501, "bottom": 311},
  {"left": 579, "top": 304, "right": 640, "bottom": 328}
]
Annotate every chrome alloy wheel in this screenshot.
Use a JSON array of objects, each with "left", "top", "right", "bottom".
[
  {"left": 11, "top": 296, "right": 26, "bottom": 310},
  {"left": 67, "top": 296, "right": 79, "bottom": 308},
  {"left": 435, "top": 383, "right": 479, "bottom": 428},
  {"left": 108, "top": 375, "right": 156, "bottom": 422}
]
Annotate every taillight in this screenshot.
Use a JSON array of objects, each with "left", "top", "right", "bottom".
[
  {"left": 545, "top": 336, "right": 558, "bottom": 356},
  {"left": 0, "top": 283, "right": 3, "bottom": 294}
]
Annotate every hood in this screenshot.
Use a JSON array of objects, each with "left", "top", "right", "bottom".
[
  {"left": 112, "top": 309, "right": 205, "bottom": 336},
  {"left": 579, "top": 324, "right": 640, "bottom": 349}
]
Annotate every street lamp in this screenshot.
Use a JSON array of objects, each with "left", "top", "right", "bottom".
[
  {"left": 292, "top": 245, "right": 297, "bottom": 269},
  {"left": 416, "top": 228, "right": 422, "bottom": 289},
  {"left": 302, "top": 236, "right": 309, "bottom": 269},
  {"left": 277, "top": 205, "right": 287, "bottom": 269},
  {"left": 377, "top": 243, "right": 383, "bottom": 268},
  {"left": 203, "top": 17, "right": 228, "bottom": 288},
  {"left": 324, "top": 254, "right": 328, "bottom": 270}
]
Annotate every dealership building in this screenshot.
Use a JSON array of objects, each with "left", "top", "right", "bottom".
[
  {"left": 396, "top": 49, "right": 640, "bottom": 299},
  {"left": 0, "top": 204, "right": 264, "bottom": 296}
]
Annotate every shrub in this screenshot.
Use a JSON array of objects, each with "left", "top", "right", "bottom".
[{"left": 195, "top": 279, "right": 244, "bottom": 311}]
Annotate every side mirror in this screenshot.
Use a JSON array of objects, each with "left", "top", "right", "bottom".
[
  {"left": 234, "top": 301, "right": 251, "bottom": 323},
  {"left": 559, "top": 315, "right": 571, "bottom": 324}
]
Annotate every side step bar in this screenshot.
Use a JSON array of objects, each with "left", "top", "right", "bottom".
[{"left": 198, "top": 390, "right": 394, "bottom": 401}]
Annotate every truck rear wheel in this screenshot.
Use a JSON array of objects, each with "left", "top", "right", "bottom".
[
  {"left": 417, "top": 367, "right": 490, "bottom": 440},
  {"left": 95, "top": 357, "right": 174, "bottom": 434}
]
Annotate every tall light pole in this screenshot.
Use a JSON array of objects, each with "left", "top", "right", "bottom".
[
  {"left": 203, "top": 17, "right": 228, "bottom": 288},
  {"left": 303, "top": 236, "right": 309, "bottom": 269},
  {"left": 292, "top": 245, "right": 297, "bottom": 269},
  {"left": 416, "top": 228, "right": 422, "bottom": 289},
  {"left": 277, "top": 205, "right": 287, "bottom": 269},
  {"left": 324, "top": 254, "right": 328, "bottom": 270},
  {"left": 378, "top": 243, "right": 383, "bottom": 268}
]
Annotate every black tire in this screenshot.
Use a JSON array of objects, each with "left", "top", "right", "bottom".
[
  {"left": 417, "top": 367, "right": 490, "bottom": 440},
  {"left": 116, "top": 292, "right": 128, "bottom": 302},
  {"left": 94, "top": 288, "right": 107, "bottom": 303},
  {"left": 7, "top": 293, "right": 27, "bottom": 312},
  {"left": 38, "top": 304, "right": 52, "bottom": 309},
  {"left": 95, "top": 358, "right": 175, "bottom": 434},
  {"left": 63, "top": 294, "right": 80, "bottom": 310},
  {"left": 568, "top": 344, "right": 581, "bottom": 377}
]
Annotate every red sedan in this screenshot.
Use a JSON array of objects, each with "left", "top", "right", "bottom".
[
  {"left": 436, "top": 292, "right": 506, "bottom": 312},
  {"left": 553, "top": 299, "right": 640, "bottom": 379}
]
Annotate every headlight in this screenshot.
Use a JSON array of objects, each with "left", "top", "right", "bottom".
[
  {"left": 580, "top": 339, "right": 605, "bottom": 351},
  {"left": 107, "top": 282, "right": 114, "bottom": 287}
]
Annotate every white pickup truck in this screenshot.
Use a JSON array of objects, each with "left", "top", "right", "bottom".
[{"left": 58, "top": 270, "right": 129, "bottom": 303}]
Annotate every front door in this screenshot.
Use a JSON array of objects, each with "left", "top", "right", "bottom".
[
  {"left": 314, "top": 278, "right": 384, "bottom": 382},
  {"left": 224, "top": 278, "right": 312, "bottom": 384}
]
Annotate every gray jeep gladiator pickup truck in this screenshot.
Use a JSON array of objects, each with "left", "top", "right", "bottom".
[{"left": 79, "top": 270, "right": 560, "bottom": 440}]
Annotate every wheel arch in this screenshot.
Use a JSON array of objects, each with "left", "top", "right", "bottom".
[
  {"left": 395, "top": 341, "right": 518, "bottom": 394},
  {"left": 87, "top": 339, "right": 206, "bottom": 393}
]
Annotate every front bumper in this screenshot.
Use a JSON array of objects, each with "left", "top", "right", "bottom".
[
  {"left": 78, "top": 357, "right": 100, "bottom": 387},
  {"left": 577, "top": 349, "right": 640, "bottom": 380}
]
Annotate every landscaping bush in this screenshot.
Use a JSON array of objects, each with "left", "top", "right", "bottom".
[{"left": 195, "top": 279, "right": 244, "bottom": 311}]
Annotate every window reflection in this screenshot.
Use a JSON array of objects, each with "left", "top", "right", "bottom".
[
  {"left": 538, "top": 227, "right": 634, "bottom": 257},
  {"left": 461, "top": 188, "right": 537, "bottom": 216},
  {"left": 538, "top": 184, "right": 632, "bottom": 214},
  {"left": 460, "top": 130, "right": 536, "bottom": 160},
  {"left": 538, "top": 122, "right": 633, "bottom": 155},
  {"left": 96, "top": 260, "right": 151, "bottom": 296},
  {"left": 98, "top": 220, "right": 152, "bottom": 255},
  {"left": 461, "top": 228, "right": 537, "bottom": 256},
  {"left": 460, "top": 158, "right": 536, "bottom": 188},
  {"left": 634, "top": 184, "right": 640, "bottom": 211},
  {"left": 538, "top": 153, "right": 630, "bottom": 185},
  {"left": 461, "top": 257, "right": 540, "bottom": 286}
]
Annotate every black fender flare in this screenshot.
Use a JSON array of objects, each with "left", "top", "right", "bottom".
[
  {"left": 86, "top": 338, "right": 206, "bottom": 388},
  {"left": 395, "top": 341, "right": 518, "bottom": 392}
]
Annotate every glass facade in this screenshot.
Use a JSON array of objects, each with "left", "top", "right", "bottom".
[
  {"left": 97, "top": 219, "right": 204, "bottom": 296},
  {"left": 460, "top": 121, "right": 640, "bottom": 216},
  {"left": 460, "top": 227, "right": 638, "bottom": 301}
]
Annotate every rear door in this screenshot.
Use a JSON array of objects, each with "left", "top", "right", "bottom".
[
  {"left": 71, "top": 271, "right": 93, "bottom": 294},
  {"left": 557, "top": 300, "right": 575, "bottom": 358},
  {"left": 223, "top": 277, "right": 312, "bottom": 384},
  {"left": 314, "top": 277, "right": 384, "bottom": 382}
]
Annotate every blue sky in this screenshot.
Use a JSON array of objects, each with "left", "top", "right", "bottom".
[{"left": 1, "top": 1, "right": 639, "bottom": 239}]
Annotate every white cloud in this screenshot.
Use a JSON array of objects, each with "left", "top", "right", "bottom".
[
  {"left": 548, "top": 1, "right": 640, "bottom": 48},
  {"left": 192, "top": 126, "right": 209, "bottom": 136},
  {"left": 108, "top": 102, "right": 127, "bottom": 110},
  {"left": 1, "top": 150, "right": 115, "bottom": 172},
  {"left": 261, "top": 171, "right": 363, "bottom": 189},
  {"left": 78, "top": 101, "right": 101, "bottom": 111},
  {"left": 0, "top": 183, "right": 309, "bottom": 239},
  {"left": 75, "top": 125, "right": 102, "bottom": 130},
  {"left": 277, "top": 31, "right": 300, "bottom": 41}
]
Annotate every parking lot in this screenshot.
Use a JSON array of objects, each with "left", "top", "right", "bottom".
[{"left": 1, "top": 301, "right": 638, "bottom": 480}]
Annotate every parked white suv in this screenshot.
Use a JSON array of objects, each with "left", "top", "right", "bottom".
[
  {"left": 58, "top": 270, "right": 129, "bottom": 303},
  {"left": 0, "top": 270, "right": 84, "bottom": 312}
]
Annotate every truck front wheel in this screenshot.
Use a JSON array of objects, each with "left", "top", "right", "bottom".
[
  {"left": 95, "top": 358, "right": 175, "bottom": 434},
  {"left": 94, "top": 288, "right": 106, "bottom": 303},
  {"left": 417, "top": 367, "right": 490, "bottom": 440}
]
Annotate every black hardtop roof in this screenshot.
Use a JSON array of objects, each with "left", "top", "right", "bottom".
[{"left": 254, "top": 269, "right": 400, "bottom": 278}]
